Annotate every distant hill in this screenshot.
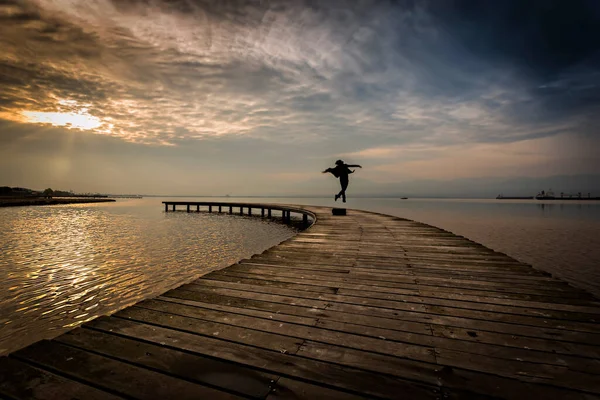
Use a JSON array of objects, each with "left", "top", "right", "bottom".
[
  {"left": 0, "top": 186, "right": 40, "bottom": 197},
  {"left": 0, "top": 186, "right": 107, "bottom": 198}
]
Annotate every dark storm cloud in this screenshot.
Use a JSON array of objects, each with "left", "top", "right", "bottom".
[
  {"left": 431, "top": 0, "right": 600, "bottom": 78},
  {"left": 425, "top": 0, "right": 600, "bottom": 126}
]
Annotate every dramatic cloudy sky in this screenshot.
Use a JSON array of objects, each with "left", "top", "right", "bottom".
[{"left": 1, "top": 0, "right": 599, "bottom": 196}]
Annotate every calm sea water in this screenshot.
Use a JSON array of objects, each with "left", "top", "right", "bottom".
[
  {"left": 1, "top": 196, "right": 599, "bottom": 354},
  {"left": 0, "top": 198, "right": 295, "bottom": 355}
]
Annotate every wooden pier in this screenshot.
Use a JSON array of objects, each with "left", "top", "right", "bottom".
[
  {"left": 161, "top": 201, "right": 314, "bottom": 228},
  {"left": 1, "top": 202, "right": 600, "bottom": 399}
]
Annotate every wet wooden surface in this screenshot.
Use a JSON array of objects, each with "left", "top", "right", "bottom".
[{"left": 2, "top": 205, "right": 600, "bottom": 399}]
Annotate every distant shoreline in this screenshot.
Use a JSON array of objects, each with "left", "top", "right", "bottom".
[{"left": 0, "top": 197, "right": 116, "bottom": 208}]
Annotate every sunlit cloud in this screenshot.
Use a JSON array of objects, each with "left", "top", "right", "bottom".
[{"left": 22, "top": 110, "right": 103, "bottom": 131}]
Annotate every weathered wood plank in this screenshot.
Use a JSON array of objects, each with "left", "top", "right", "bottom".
[
  {"left": 214, "top": 268, "right": 600, "bottom": 306},
  {"left": 266, "top": 377, "right": 367, "bottom": 400},
  {"left": 198, "top": 276, "right": 600, "bottom": 321},
  {"left": 12, "top": 341, "right": 241, "bottom": 399},
  {"left": 86, "top": 317, "right": 442, "bottom": 399},
  {"left": 56, "top": 328, "right": 277, "bottom": 399},
  {"left": 125, "top": 300, "right": 437, "bottom": 363},
  {"left": 174, "top": 284, "right": 600, "bottom": 334},
  {"left": 162, "top": 287, "right": 600, "bottom": 347},
  {"left": 0, "top": 357, "right": 123, "bottom": 400}
]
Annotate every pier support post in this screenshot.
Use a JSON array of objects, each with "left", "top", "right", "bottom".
[
  {"left": 165, "top": 203, "right": 168, "bottom": 212},
  {"left": 268, "top": 208, "right": 271, "bottom": 218},
  {"left": 229, "top": 206, "right": 232, "bottom": 214},
  {"left": 172, "top": 204, "right": 176, "bottom": 211},
  {"left": 240, "top": 207, "right": 243, "bottom": 215},
  {"left": 219, "top": 206, "right": 222, "bottom": 213},
  {"left": 261, "top": 208, "right": 265, "bottom": 217},
  {"left": 187, "top": 205, "right": 190, "bottom": 213},
  {"left": 209, "top": 205, "right": 212, "bottom": 213},
  {"left": 248, "top": 207, "right": 252, "bottom": 216},
  {"left": 196, "top": 205, "right": 199, "bottom": 212}
]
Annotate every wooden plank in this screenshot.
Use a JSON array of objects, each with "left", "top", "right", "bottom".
[
  {"left": 211, "top": 269, "right": 600, "bottom": 312},
  {"left": 297, "top": 342, "right": 592, "bottom": 399},
  {"left": 139, "top": 297, "right": 600, "bottom": 375},
  {"left": 13, "top": 341, "right": 241, "bottom": 399},
  {"left": 316, "top": 319, "right": 600, "bottom": 373},
  {"left": 0, "top": 357, "right": 123, "bottom": 400},
  {"left": 163, "top": 286, "right": 600, "bottom": 345},
  {"left": 266, "top": 377, "right": 366, "bottom": 400},
  {"left": 158, "top": 291, "right": 599, "bottom": 371},
  {"left": 233, "top": 262, "right": 586, "bottom": 299},
  {"left": 204, "top": 272, "right": 340, "bottom": 294},
  {"left": 86, "top": 317, "right": 442, "bottom": 399},
  {"left": 433, "top": 347, "right": 600, "bottom": 394},
  {"left": 186, "top": 280, "right": 600, "bottom": 356},
  {"left": 114, "top": 306, "right": 305, "bottom": 355},
  {"left": 214, "top": 268, "right": 599, "bottom": 306},
  {"left": 56, "top": 328, "right": 277, "bottom": 399},
  {"left": 125, "top": 300, "right": 436, "bottom": 363},
  {"left": 208, "top": 270, "right": 420, "bottom": 295},
  {"left": 156, "top": 294, "right": 434, "bottom": 336},
  {"left": 154, "top": 296, "right": 319, "bottom": 325},
  {"left": 176, "top": 284, "right": 600, "bottom": 334},
  {"left": 198, "top": 275, "right": 600, "bottom": 321}
]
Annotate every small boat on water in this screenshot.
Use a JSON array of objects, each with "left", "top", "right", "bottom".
[{"left": 535, "top": 189, "right": 556, "bottom": 200}]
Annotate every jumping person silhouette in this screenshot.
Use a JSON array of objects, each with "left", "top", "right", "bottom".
[{"left": 322, "top": 160, "right": 362, "bottom": 203}]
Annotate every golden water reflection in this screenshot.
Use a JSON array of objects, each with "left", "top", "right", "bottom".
[{"left": 0, "top": 201, "right": 295, "bottom": 354}]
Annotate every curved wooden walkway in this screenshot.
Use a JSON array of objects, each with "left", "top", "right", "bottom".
[{"left": 1, "top": 204, "right": 600, "bottom": 399}]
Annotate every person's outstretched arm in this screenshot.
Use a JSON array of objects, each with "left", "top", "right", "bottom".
[
  {"left": 346, "top": 164, "right": 362, "bottom": 168},
  {"left": 322, "top": 167, "right": 334, "bottom": 174}
]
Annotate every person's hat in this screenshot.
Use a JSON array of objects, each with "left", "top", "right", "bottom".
[{"left": 335, "top": 159, "right": 344, "bottom": 165}]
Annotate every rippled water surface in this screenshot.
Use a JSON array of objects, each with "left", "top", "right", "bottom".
[{"left": 0, "top": 198, "right": 295, "bottom": 354}]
